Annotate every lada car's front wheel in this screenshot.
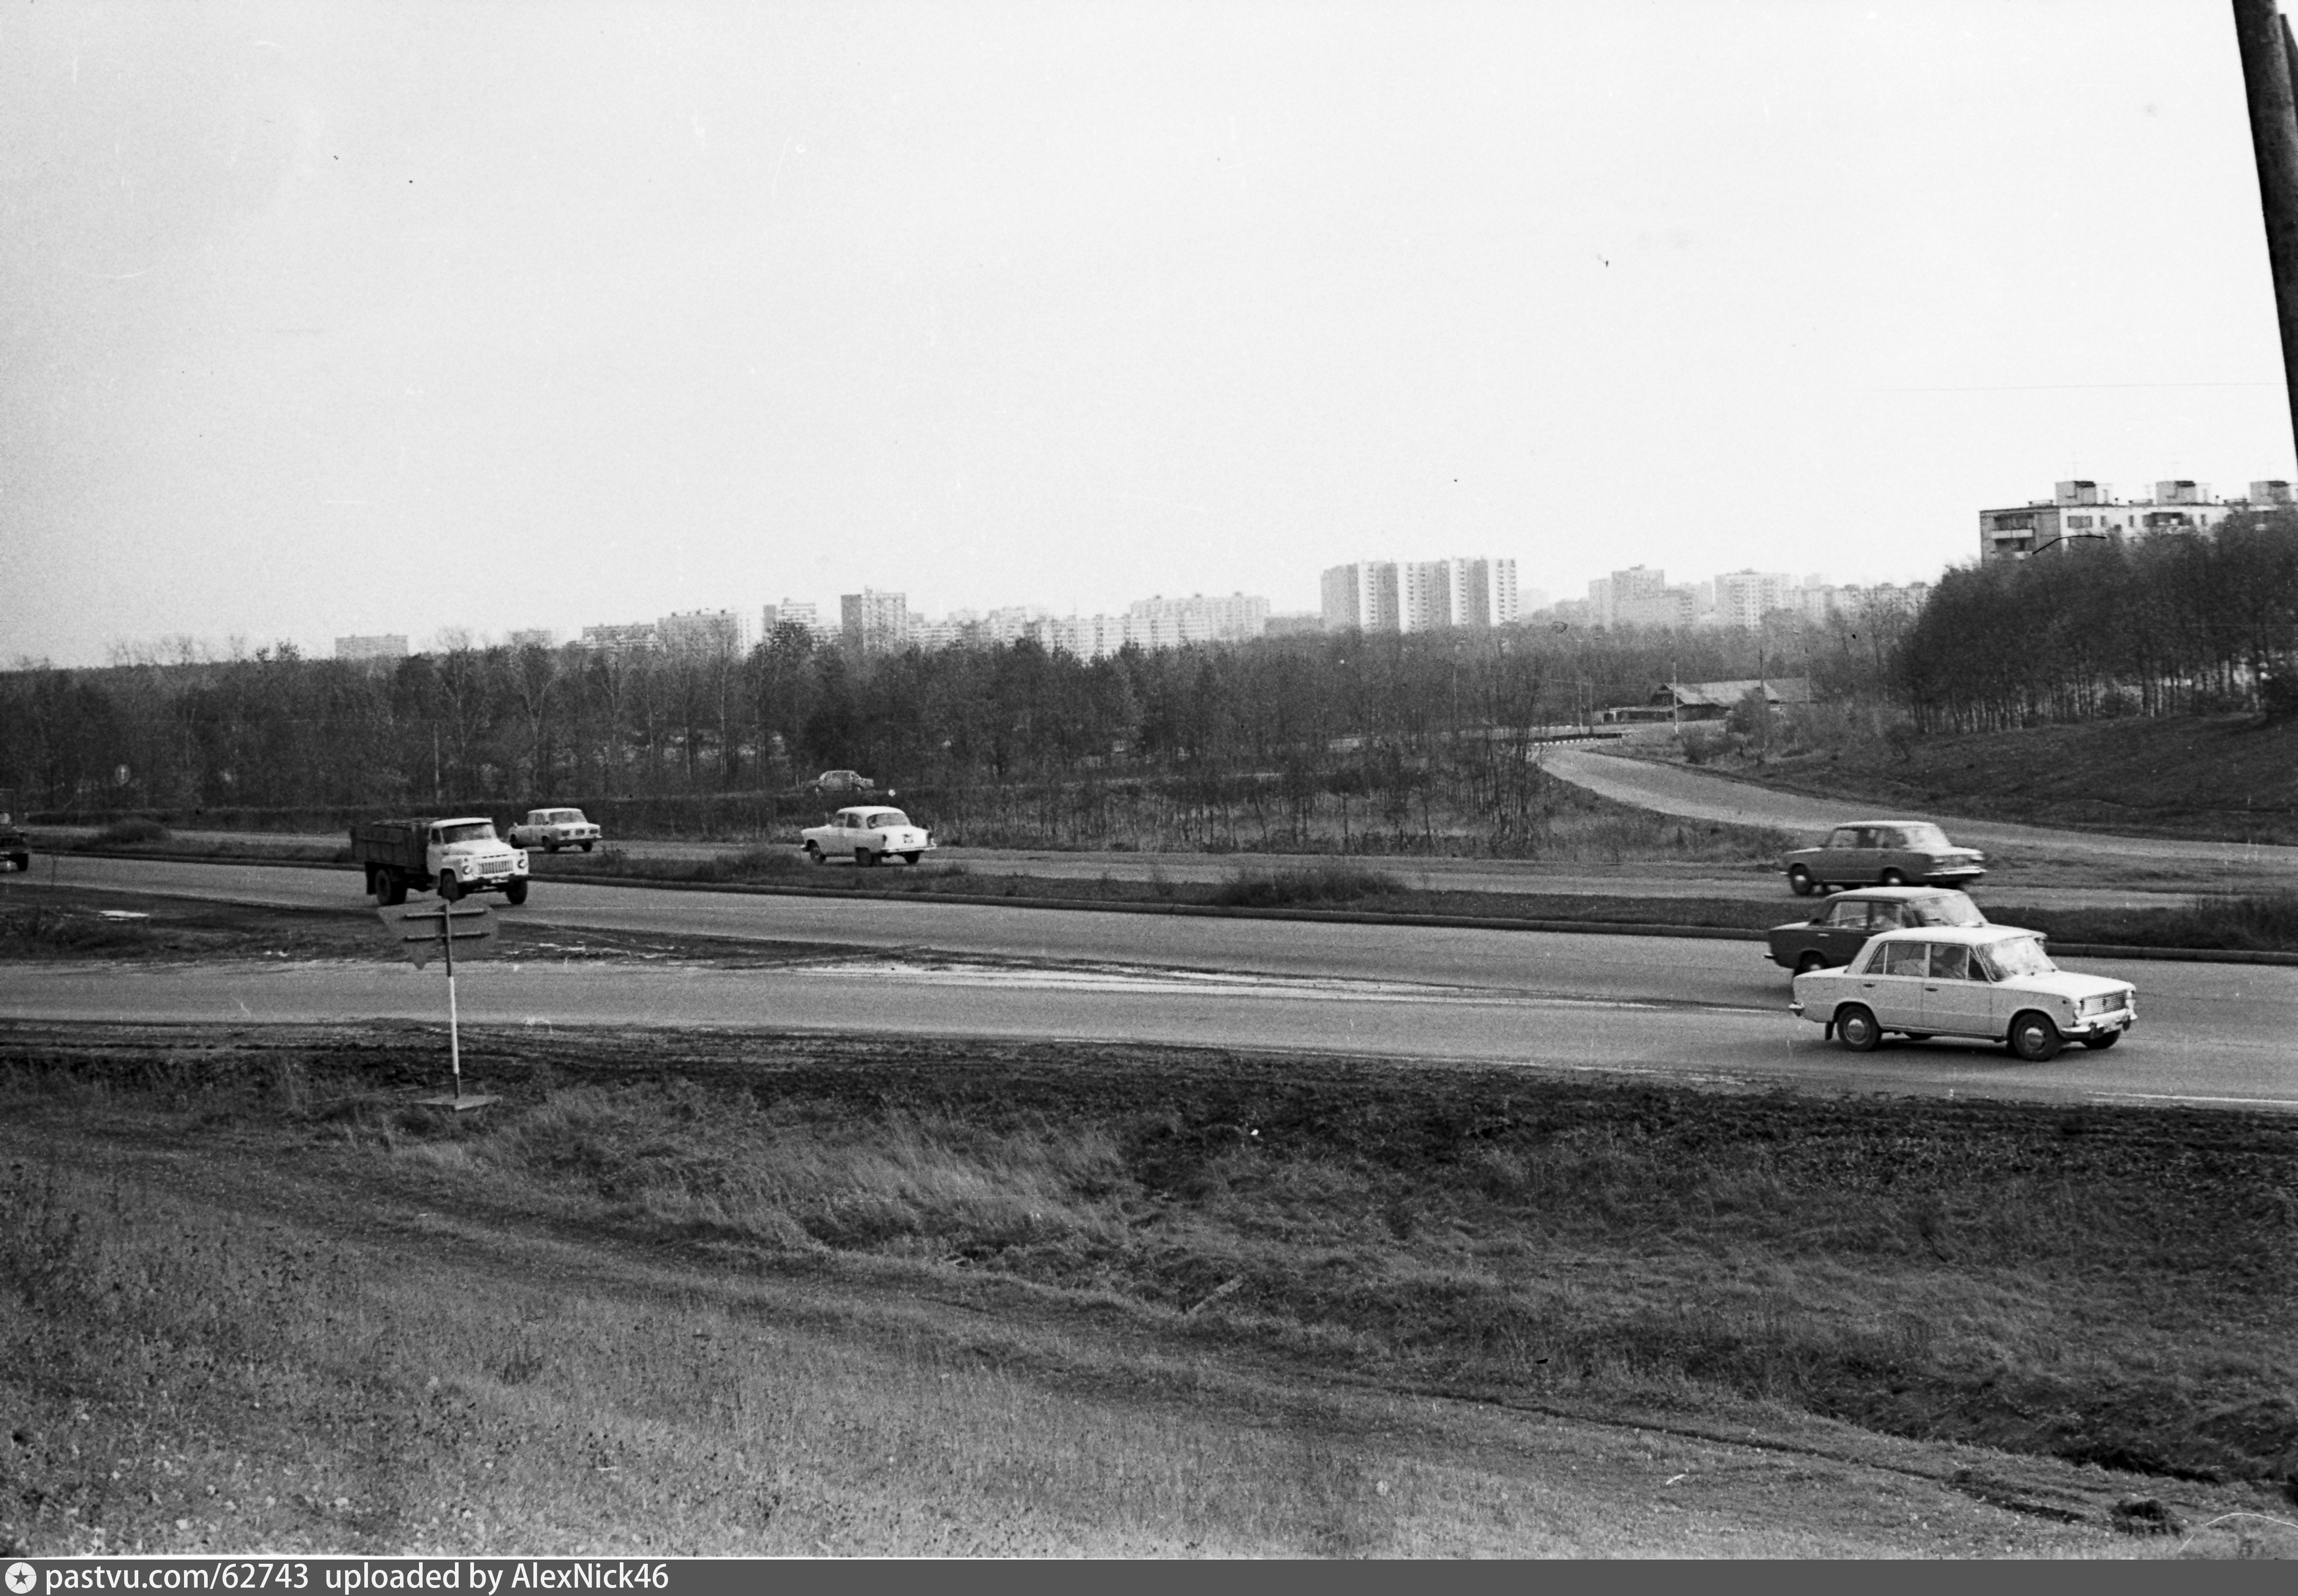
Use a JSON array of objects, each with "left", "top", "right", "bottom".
[
  {"left": 2008, "top": 1011, "right": 2062, "bottom": 1062},
  {"left": 1788, "top": 865, "right": 1815, "bottom": 896},
  {"left": 1835, "top": 1005, "right": 1880, "bottom": 1052},
  {"left": 2083, "top": 1030, "right": 2120, "bottom": 1051}
]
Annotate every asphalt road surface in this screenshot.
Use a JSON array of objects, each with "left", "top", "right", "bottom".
[
  {"left": 8, "top": 853, "right": 2296, "bottom": 1113},
  {"left": 1539, "top": 748, "right": 2298, "bottom": 886},
  {"left": 21, "top": 825, "right": 2225, "bottom": 910}
]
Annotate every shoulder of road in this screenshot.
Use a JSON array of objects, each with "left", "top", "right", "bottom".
[{"left": 54, "top": 844, "right": 2298, "bottom": 968}]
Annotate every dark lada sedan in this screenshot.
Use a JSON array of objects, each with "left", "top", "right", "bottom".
[
  {"left": 1780, "top": 820, "right": 1985, "bottom": 896},
  {"left": 1766, "top": 886, "right": 1991, "bottom": 975}
]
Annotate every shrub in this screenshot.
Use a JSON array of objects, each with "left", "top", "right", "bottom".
[
  {"left": 84, "top": 817, "right": 170, "bottom": 848},
  {"left": 1678, "top": 724, "right": 1731, "bottom": 766},
  {"left": 1209, "top": 862, "right": 1402, "bottom": 908}
]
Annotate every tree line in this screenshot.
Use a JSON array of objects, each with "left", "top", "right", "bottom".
[
  {"left": 1896, "top": 509, "right": 2298, "bottom": 731},
  {"left": 0, "top": 611, "right": 1903, "bottom": 848}
]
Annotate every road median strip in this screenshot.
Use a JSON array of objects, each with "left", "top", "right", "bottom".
[{"left": 52, "top": 844, "right": 2298, "bottom": 966}]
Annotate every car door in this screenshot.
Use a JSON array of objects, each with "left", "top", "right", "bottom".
[
  {"left": 1919, "top": 943, "right": 1998, "bottom": 1037},
  {"left": 1818, "top": 827, "right": 1865, "bottom": 886},
  {"left": 1814, "top": 898, "right": 1879, "bottom": 965},
  {"left": 1851, "top": 938, "right": 1929, "bottom": 1029}
]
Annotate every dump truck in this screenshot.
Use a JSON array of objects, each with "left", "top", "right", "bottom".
[{"left": 351, "top": 816, "right": 529, "bottom": 906}]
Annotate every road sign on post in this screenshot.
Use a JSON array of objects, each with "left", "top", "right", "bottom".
[{"left": 375, "top": 901, "right": 500, "bottom": 1110}]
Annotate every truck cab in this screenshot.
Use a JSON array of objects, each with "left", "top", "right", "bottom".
[{"left": 352, "top": 816, "right": 529, "bottom": 905}]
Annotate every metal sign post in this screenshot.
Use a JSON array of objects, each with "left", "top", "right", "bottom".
[{"left": 375, "top": 901, "right": 500, "bottom": 1110}]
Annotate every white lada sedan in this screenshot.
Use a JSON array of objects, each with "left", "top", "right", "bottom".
[{"left": 1790, "top": 925, "right": 2135, "bottom": 1062}]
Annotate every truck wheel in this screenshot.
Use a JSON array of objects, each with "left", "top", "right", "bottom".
[
  {"left": 8, "top": 853, "right": 26, "bottom": 872},
  {"left": 369, "top": 868, "right": 391, "bottom": 907},
  {"left": 504, "top": 878, "right": 529, "bottom": 906},
  {"left": 438, "top": 870, "right": 462, "bottom": 902}
]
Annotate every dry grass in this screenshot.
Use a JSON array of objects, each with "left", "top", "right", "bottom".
[{"left": 4, "top": 1025, "right": 2293, "bottom": 1548}]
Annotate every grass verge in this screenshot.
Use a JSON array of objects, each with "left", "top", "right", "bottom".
[
  {"left": 1643, "top": 716, "right": 2298, "bottom": 847},
  {"left": 2, "top": 1024, "right": 2293, "bottom": 1558}
]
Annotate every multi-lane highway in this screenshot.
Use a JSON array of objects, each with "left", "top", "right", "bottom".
[{"left": 7, "top": 852, "right": 2296, "bottom": 1113}]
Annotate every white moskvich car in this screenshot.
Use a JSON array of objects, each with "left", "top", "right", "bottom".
[
  {"left": 801, "top": 806, "right": 935, "bottom": 867},
  {"left": 1790, "top": 924, "right": 2135, "bottom": 1062}
]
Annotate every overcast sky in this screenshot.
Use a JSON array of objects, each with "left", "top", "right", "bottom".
[{"left": 3, "top": 0, "right": 2291, "bottom": 666}]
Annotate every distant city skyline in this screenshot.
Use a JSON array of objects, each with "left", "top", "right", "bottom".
[{"left": 7, "top": 5, "right": 2290, "bottom": 668}]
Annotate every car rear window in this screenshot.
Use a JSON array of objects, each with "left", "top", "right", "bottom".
[{"left": 1908, "top": 894, "right": 1983, "bottom": 928}]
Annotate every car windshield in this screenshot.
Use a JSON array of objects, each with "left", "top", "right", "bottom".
[
  {"left": 1978, "top": 936, "right": 2056, "bottom": 980},
  {"left": 866, "top": 810, "right": 910, "bottom": 829},
  {"left": 1906, "top": 895, "right": 1983, "bottom": 928},
  {"left": 1901, "top": 823, "right": 1952, "bottom": 850},
  {"left": 437, "top": 822, "right": 497, "bottom": 844}
]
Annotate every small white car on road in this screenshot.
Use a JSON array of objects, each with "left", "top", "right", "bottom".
[
  {"left": 802, "top": 806, "right": 934, "bottom": 867},
  {"left": 1790, "top": 924, "right": 2135, "bottom": 1061},
  {"left": 508, "top": 807, "right": 602, "bottom": 853}
]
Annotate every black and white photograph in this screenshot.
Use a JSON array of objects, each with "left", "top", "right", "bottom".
[{"left": 3, "top": 0, "right": 2297, "bottom": 1561}]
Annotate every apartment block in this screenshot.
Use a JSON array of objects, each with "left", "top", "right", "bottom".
[
  {"left": 1128, "top": 592, "right": 1269, "bottom": 642},
  {"left": 1320, "top": 561, "right": 1401, "bottom": 631},
  {"left": 762, "top": 599, "right": 822, "bottom": 638},
  {"left": 1977, "top": 477, "right": 2294, "bottom": 561},
  {"left": 840, "top": 589, "right": 910, "bottom": 653},
  {"left": 657, "top": 609, "right": 752, "bottom": 656},
  {"left": 578, "top": 622, "right": 660, "bottom": 655},
  {"left": 1708, "top": 570, "right": 1798, "bottom": 629}
]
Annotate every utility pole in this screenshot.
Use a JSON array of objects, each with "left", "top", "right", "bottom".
[{"left": 2235, "top": 0, "right": 2298, "bottom": 459}]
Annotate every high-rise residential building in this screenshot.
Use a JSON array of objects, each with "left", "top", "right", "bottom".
[
  {"left": 1373, "top": 557, "right": 1518, "bottom": 631},
  {"left": 1320, "top": 561, "right": 1400, "bottom": 631},
  {"left": 657, "top": 609, "right": 752, "bottom": 656},
  {"left": 333, "top": 634, "right": 408, "bottom": 662},
  {"left": 1590, "top": 565, "right": 1684, "bottom": 628},
  {"left": 1707, "top": 570, "right": 1798, "bottom": 629},
  {"left": 841, "top": 589, "right": 910, "bottom": 653},
  {"left": 762, "top": 599, "right": 822, "bottom": 638},
  {"left": 1400, "top": 560, "right": 1451, "bottom": 632}
]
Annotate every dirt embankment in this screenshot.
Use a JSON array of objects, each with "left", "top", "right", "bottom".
[
  {"left": 4, "top": 1021, "right": 2294, "bottom": 1556},
  {"left": 1661, "top": 716, "right": 2298, "bottom": 847}
]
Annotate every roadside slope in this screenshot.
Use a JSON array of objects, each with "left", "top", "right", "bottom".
[{"left": 1539, "top": 747, "right": 2298, "bottom": 876}]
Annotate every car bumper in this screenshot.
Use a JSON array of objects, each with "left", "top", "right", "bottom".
[
  {"left": 2065, "top": 1009, "right": 2134, "bottom": 1040},
  {"left": 1921, "top": 866, "right": 1986, "bottom": 884}
]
